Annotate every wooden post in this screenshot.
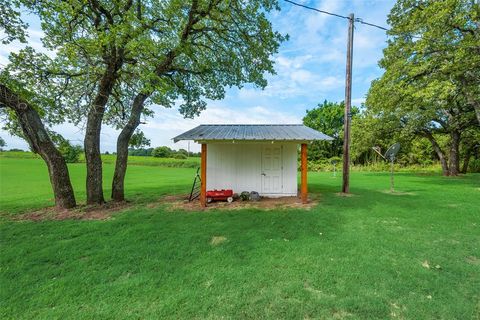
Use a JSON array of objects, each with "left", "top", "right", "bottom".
[
  {"left": 301, "top": 143, "right": 308, "bottom": 204},
  {"left": 342, "top": 13, "right": 354, "bottom": 194},
  {"left": 200, "top": 143, "right": 207, "bottom": 207}
]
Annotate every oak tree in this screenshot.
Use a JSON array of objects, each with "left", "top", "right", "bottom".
[
  {"left": 367, "top": 0, "right": 479, "bottom": 176},
  {"left": 1, "top": 1, "right": 76, "bottom": 208}
]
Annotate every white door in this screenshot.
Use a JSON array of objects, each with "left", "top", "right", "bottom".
[{"left": 261, "top": 145, "right": 283, "bottom": 194}]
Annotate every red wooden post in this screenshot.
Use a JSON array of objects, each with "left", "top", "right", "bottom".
[
  {"left": 200, "top": 143, "right": 207, "bottom": 207},
  {"left": 301, "top": 143, "right": 308, "bottom": 204}
]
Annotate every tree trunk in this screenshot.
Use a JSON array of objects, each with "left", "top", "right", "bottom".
[
  {"left": 111, "top": 93, "right": 148, "bottom": 201},
  {"left": 474, "top": 104, "right": 480, "bottom": 126},
  {"left": 461, "top": 147, "right": 472, "bottom": 174},
  {"left": 84, "top": 68, "right": 117, "bottom": 205},
  {"left": 463, "top": 81, "right": 480, "bottom": 126},
  {"left": 423, "top": 131, "right": 450, "bottom": 176},
  {"left": 111, "top": 51, "right": 176, "bottom": 201},
  {"left": 448, "top": 130, "right": 461, "bottom": 176},
  {"left": 110, "top": 9, "right": 199, "bottom": 201},
  {"left": 0, "top": 84, "right": 76, "bottom": 209}
]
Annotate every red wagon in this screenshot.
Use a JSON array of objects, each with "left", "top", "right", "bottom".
[{"left": 206, "top": 189, "right": 234, "bottom": 203}]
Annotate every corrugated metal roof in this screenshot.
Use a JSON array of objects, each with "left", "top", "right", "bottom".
[{"left": 173, "top": 124, "right": 333, "bottom": 142}]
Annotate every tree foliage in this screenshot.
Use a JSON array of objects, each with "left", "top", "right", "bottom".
[
  {"left": 366, "top": 0, "right": 480, "bottom": 176},
  {"left": 129, "top": 131, "right": 150, "bottom": 149},
  {"left": 58, "top": 141, "right": 82, "bottom": 163},
  {"left": 303, "top": 100, "right": 358, "bottom": 160},
  {"left": 152, "top": 146, "right": 173, "bottom": 158},
  {"left": 3, "top": 0, "right": 286, "bottom": 203},
  {"left": 0, "top": 136, "right": 6, "bottom": 150},
  {"left": 0, "top": 0, "right": 27, "bottom": 44}
]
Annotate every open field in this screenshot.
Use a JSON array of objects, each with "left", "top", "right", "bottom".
[
  {"left": 1, "top": 156, "right": 479, "bottom": 319},
  {"left": 0, "top": 157, "right": 197, "bottom": 213},
  {"left": 0, "top": 151, "right": 201, "bottom": 168}
]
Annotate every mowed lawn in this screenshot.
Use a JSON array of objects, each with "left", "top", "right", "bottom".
[{"left": 1, "top": 157, "right": 479, "bottom": 319}]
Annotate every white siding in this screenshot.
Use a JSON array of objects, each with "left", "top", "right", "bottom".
[
  {"left": 206, "top": 143, "right": 298, "bottom": 197},
  {"left": 282, "top": 143, "right": 298, "bottom": 195}
]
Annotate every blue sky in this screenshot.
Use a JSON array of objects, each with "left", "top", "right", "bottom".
[{"left": 0, "top": 0, "right": 395, "bottom": 152}]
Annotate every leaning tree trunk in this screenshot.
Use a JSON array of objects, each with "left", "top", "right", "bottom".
[
  {"left": 111, "top": 51, "right": 176, "bottom": 201},
  {"left": 84, "top": 69, "right": 117, "bottom": 205},
  {"left": 448, "top": 130, "right": 461, "bottom": 176},
  {"left": 0, "top": 84, "right": 76, "bottom": 209},
  {"left": 111, "top": 93, "right": 148, "bottom": 201},
  {"left": 424, "top": 131, "right": 450, "bottom": 176}
]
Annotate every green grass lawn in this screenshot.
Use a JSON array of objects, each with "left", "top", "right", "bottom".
[
  {"left": 0, "top": 157, "right": 197, "bottom": 213},
  {"left": 0, "top": 157, "right": 479, "bottom": 319}
]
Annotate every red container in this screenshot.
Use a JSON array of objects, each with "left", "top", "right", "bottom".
[{"left": 206, "top": 189, "right": 234, "bottom": 203}]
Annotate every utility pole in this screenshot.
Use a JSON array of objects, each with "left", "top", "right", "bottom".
[{"left": 342, "top": 13, "right": 354, "bottom": 194}]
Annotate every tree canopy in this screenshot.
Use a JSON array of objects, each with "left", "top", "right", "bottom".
[
  {"left": 366, "top": 0, "right": 480, "bottom": 175},
  {"left": 303, "top": 100, "right": 358, "bottom": 161},
  {"left": 2, "top": 0, "right": 286, "bottom": 204}
]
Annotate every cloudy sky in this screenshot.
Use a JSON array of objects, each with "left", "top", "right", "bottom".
[{"left": 1, "top": 0, "right": 395, "bottom": 152}]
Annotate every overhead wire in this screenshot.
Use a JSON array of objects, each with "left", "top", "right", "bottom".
[
  {"left": 284, "top": 0, "right": 390, "bottom": 32},
  {"left": 353, "top": 18, "right": 389, "bottom": 32},
  {"left": 284, "top": 0, "right": 457, "bottom": 42},
  {"left": 283, "top": 0, "right": 349, "bottom": 20}
]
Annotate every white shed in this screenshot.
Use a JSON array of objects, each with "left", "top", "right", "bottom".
[{"left": 173, "top": 124, "right": 332, "bottom": 206}]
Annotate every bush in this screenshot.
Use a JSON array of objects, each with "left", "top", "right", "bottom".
[
  {"left": 469, "top": 159, "right": 480, "bottom": 173},
  {"left": 177, "top": 149, "right": 189, "bottom": 157},
  {"left": 58, "top": 141, "right": 83, "bottom": 163},
  {"left": 152, "top": 146, "right": 173, "bottom": 158},
  {"left": 240, "top": 191, "right": 250, "bottom": 201},
  {"left": 128, "top": 148, "right": 154, "bottom": 156},
  {"left": 173, "top": 153, "right": 187, "bottom": 159}
]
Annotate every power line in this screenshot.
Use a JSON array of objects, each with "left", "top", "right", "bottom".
[
  {"left": 283, "top": 0, "right": 349, "bottom": 20},
  {"left": 284, "top": 0, "right": 390, "bottom": 32},
  {"left": 354, "top": 18, "right": 389, "bottom": 31},
  {"left": 283, "top": 0, "right": 393, "bottom": 195}
]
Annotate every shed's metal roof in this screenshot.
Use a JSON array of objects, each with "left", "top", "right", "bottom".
[{"left": 173, "top": 124, "right": 333, "bottom": 142}]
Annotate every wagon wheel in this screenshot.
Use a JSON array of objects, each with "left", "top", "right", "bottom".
[
  {"left": 227, "top": 197, "right": 233, "bottom": 203},
  {"left": 207, "top": 197, "right": 213, "bottom": 203}
]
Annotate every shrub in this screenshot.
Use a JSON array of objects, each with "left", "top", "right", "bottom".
[
  {"left": 173, "top": 153, "right": 187, "bottom": 159},
  {"left": 177, "top": 149, "right": 189, "bottom": 157},
  {"left": 469, "top": 159, "right": 480, "bottom": 173},
  {"left": 152, "top": 146, "right": 173, "bottom": 158},
  {"left": 240, "top": 191, "right": 250, "bottom": 201},
  {"left": 58, "top": 140, "right": 83, "bottom": 163}
]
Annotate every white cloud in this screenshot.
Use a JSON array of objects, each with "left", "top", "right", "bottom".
[
  {"left": 290, "top": 69, "right": 314, "bottom": 83},
  {"left": 352, "top": 97, "right": 366, "bottom": 106}
]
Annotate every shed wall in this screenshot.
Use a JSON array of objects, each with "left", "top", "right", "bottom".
[{"left": 206, "top": 143, "right": 298, "bottom": 197}]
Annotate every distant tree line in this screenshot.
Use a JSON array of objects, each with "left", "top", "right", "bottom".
[
  {"left": 128, "top": 146, "right": 200, "bottom": 158},
  {"left": 126, "top": 130, "right": 200, "bottom": 158},
  {"left": 304, "top": 100, "right": 480, "bottom": 173}
]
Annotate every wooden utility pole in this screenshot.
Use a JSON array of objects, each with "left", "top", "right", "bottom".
[{"left": 342, "top": 13, "right": 354, "bottom": 194}]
